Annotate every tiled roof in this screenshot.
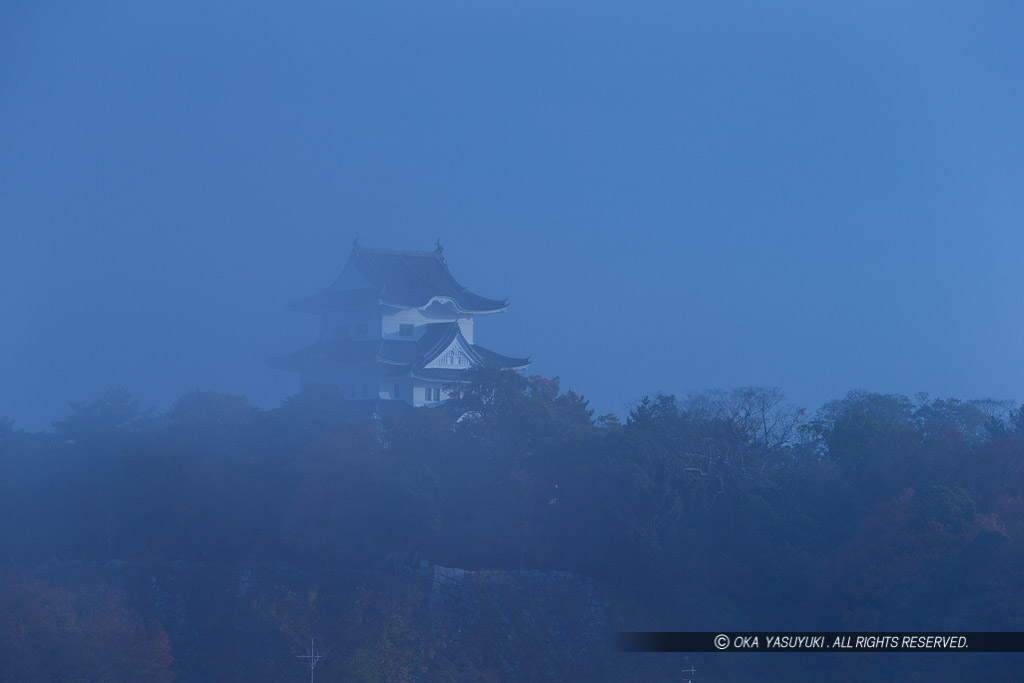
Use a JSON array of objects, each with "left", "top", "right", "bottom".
[
  {"left": 267, "top": 322, "right": 529, "bottom": 374},
  {"left": 290, "top": 245, "right": 508, "bottom": 314}
]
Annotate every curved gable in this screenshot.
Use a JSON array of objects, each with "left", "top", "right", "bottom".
[{"left": 423, "top": 333, "right": 480, "bottom": 369}]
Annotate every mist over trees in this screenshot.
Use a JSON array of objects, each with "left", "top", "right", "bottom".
[{"left": 2, "top": 375, "right": 1024, "bottom": 680}]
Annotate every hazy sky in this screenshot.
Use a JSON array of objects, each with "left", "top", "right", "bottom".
[{"left": 2, "top": 1, "right": 1022, "bottom": 430}]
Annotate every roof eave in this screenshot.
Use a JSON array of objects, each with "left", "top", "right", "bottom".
[
  {"left": 395, "top": 296, "right": 508, "bottom": 315},
  {"left": 409, "top": 369, "right": 473, "bottom": 381}
]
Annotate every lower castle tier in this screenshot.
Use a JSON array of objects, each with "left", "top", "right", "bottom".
[{"left": 268, "top": 241, "right": 529, "bottom": 406}]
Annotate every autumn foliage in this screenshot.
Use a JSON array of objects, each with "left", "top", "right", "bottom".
[{"left": 2, "top": 382, "right": 1024, "bottom": 679}]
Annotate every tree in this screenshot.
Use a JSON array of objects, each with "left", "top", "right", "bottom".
[
  {"left": 804, "top": 391, "right": 921, "bottom": 502},
  {"left": 53, "top": 387, "right": 148, "bottom": 449},
  {"left": 0, "top": 575, "right": 174, "bottom": 682}
]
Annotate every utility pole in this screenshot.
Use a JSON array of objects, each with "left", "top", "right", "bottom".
[
  {"left": 297, "top": 637, "right": 323, "bottom": 683},
  {"left": 681, "top": 656, "right": 697, "bottom": 682}
]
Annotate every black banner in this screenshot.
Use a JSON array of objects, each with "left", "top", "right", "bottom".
[{"left": 618, "top": 632, "right": 1024, "bottom": 653}]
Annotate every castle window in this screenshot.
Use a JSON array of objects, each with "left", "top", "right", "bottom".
[
  {"left": 394, "top": 383, "right": 401, "bottom": 398},
  {"left": 337, "top": 325, "right": 349, "bottom": 338},
  {"left": 355, "top": 323, "right": 368, "bottom": 336},
  {"left": 362, "top": 383, "right": 368, "bottom": 398},
  {"left": 399, "top": 323, "right": 414, "bottom": 337}
]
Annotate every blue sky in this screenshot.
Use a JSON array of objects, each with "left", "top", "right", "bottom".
[{"left": 2, "top": 1, "right": 1022, "bottom": 430}]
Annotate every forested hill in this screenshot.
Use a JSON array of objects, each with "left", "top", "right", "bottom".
[{"left": 2, "top": 371, "right": 1024, "bottom": 680}]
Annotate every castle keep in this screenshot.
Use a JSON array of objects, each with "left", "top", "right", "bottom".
[{"left": 270, "top": 240, "right": 529, "bottom": 406}]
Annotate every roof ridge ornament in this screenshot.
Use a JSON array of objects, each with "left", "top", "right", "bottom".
[
  {"left": 434, "top": 238, "right": 445, "bottom": 263},
  {"left": 353, "top": 233, "right": 361, "bottom": 249}
]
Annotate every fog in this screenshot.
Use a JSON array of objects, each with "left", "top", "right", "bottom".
[
  {"left": 3, "top": 1, "right": 1022, "bottom": 431},
  {"left": 3, "top": 4, "right": 1024, "bottom": 681}
]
